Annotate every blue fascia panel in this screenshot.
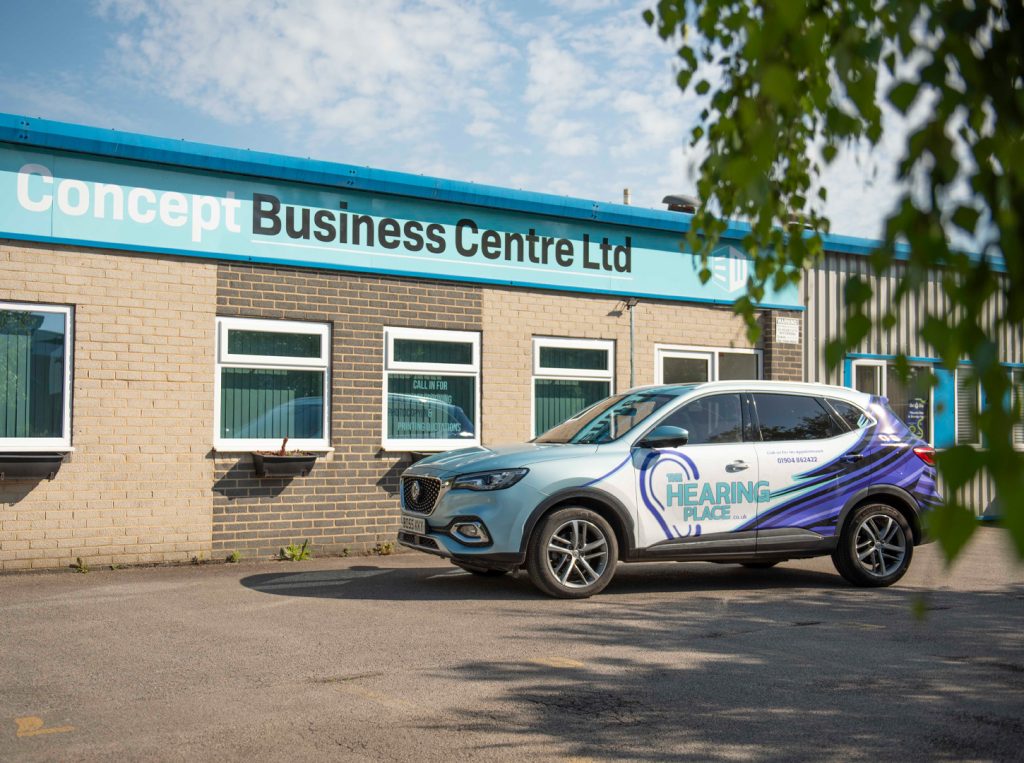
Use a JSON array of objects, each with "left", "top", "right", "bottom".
[{"left": 0, "top": 111, "right": 993, "bottom": 266}]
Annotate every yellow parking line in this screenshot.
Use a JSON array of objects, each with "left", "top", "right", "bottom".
[
  {"left": 15, "top": 716, "right": 74, "bottom": 737},
  {"left": 530, "top": 657, "right": 585, "bottom": 669}
]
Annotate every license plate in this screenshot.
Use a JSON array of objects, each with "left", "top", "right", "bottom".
[{"left": 401, "top": 515, "right": 426, "bottom": 534}]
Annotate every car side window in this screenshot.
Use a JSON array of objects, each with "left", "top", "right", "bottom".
[
  {"left": 660, "top": 394, "right": 743, "bottom": 445},
  {"left": 827, "top": 398, "right": 873, "bottom": 430},
  {"left": 753, "top": 393, "right": 842, "bottom": 441}
]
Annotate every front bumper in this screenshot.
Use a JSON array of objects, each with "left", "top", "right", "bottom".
[{"left": 396, "top": 479, "right": 547, "bottom": 568}]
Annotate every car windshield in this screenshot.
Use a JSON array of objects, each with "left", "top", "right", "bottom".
[{"left": 535, "top": 386, "right": 695, "bottom": 444}]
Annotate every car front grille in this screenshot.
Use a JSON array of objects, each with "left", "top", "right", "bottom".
[{"left": 402, "top": 476, "right": 442, "bottom": 514}]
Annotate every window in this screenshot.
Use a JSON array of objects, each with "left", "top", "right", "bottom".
[
  {"left": 656, "top": 345, "right": 762, "bottom": 384},
  {"left": 1013, "top": 369, "right": 1024, "bottom": 447},
  {"left": 384, "top": 327, "right": 479, "bottom": 451},
  {"left": 956, "top": 367, "right": 981, "bottom": 446},
  {"left": 660, "top": 394, "right": 743, "bottom": 445},
  {"left": 851, "top": 359, "right": 933, "bottom": 442},
  {"left": 0, "top": 302, "right": 72, "bottom": 450},
  {"left": 532, "top": 338, "right": 614, "bottom": 436},
  {"left": 827, "top": 398, "right": 873, "bottom": 430},
  {"left": 215, "top": 317, "right": 330, "bottom": 450},
  {"left": 535, "top": 387, "right": 689, "bottom": 445},
  {"left": 753, "top": 394, "right": 842, "bottom": 441}
]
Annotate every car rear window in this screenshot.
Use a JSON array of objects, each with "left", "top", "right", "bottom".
[
  {"left": 827, "top": 398, "right": 873, "bottom": 430},
  {"left": 753, "top": 393, "right": 842, "bottom": 441}
]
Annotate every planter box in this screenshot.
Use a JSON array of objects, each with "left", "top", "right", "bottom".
[
  {"left": 0, "top": 452, "right": 65, "bottom": 481},
  {"left": 252, "top": 453, "right": 317, "bottom": 478}
]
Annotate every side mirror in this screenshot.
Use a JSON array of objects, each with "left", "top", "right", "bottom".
[{"left": 636, "top": 425, "right": 689, "bottom": 449}]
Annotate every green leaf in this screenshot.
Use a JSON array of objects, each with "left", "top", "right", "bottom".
[
  {"left": 888, "top": 82, "right": 918, "bottom": 114},
  {"left": 951, "top": 205, "right": 980, "bottom": 235},
  {"left": 925, "top": 502, "right": 977, "bottom": 565}
]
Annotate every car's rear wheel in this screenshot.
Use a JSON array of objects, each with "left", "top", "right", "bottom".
[
  {"left": 527, "top": 507, "right": 618, "bottom": 599},
  {"left": 832, "top": 503, "right": 913, "bottom": 587}
]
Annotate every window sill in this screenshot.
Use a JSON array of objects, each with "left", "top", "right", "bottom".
[
  {"left": 0, "top": 445, "right": 74, "bottom": 454},
  {"left": 213, "top": 444, "right": 334, "bottom": 455}
]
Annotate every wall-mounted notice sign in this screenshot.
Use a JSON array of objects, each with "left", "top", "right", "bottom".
[{"left": 0, "top": 145, "right": 801, "bottom": 308}]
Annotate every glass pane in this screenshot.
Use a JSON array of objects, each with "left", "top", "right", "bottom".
[
  {"left": 828, "top": 399, "right": 872, "bottom": 430},
  {"left": 662, "top": 355, "right": 709, "bottom": 383},
  {"left": 754, "top": 394, "right": 841, "bottom": 441},
  {"left": 886, "top": 366, "right": 932, "bottom": 442},
  {"left": 854, "top": 364, "right": 882, "bottom": 395},
  {"left": 534, "top": 379, "right": 610, "bottom": 434},
  {"left": 228, "top": 329, "right": 321, "bottom": 359},
  {"left": 718, "top": 352, "right": 759, "bottom": 380},
  {"left": 661, "top": 394, "right": 743, "bottom": 445},
  {"left": 0, "top": 309, "right": 65, "bottom": 439},
  {"left": 393, "top": 339, "right": 472, "bottom": 365},
  {"left": 539, "top": 346, "right": 609, "bottom": 372},
  {"left": 956, "top": 369, "right": 980, "bottom": 444},
  {"left": 221, "top": 369, "right": 324, "bottom": 439},
  {"left": 388, "top": 374, "right": 476, "bottom": 440},
  {"left": 536, "top": 387, "right": 690, "bottom": 444}
]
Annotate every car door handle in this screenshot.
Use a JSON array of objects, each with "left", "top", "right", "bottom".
[
  {"left": 842, "top": 453, "right": 864, "bottom": 463},
  {"left": 726, "top": 460, "right": 749, "bottom": 473}
]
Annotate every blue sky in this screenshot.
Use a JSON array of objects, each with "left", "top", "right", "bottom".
[{"left": 0, "top": 0, "right": 902, "bottom": 238}]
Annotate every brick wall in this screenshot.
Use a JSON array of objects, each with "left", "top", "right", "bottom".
[
  {"left": 760, "top": 310, "right": 804, "bottom": 382},
  {"left": 480, "top": 287, "right": 759, "bottom": 445},
  {"left": 213, "top": 264, "right": 482, "bottom": 559},
  {"left": 0, "top": 242, "right": 216, "bottom": 571}
]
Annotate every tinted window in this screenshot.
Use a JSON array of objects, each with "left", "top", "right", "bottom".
[
  {"left": 827, "top": 398, "right": 872, "bottom": 430},
  {"left": 754, "top": 394, "right": 841, "bottom": 441},
  {"left": 660, "top": 394, "right": 743, "bottom": 445}
]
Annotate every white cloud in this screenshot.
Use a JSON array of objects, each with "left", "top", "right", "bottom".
[{"left": 99, "top": 0, "right": 516, "bottom": 146}]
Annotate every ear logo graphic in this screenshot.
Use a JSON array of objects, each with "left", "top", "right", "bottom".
[{"left": 710, "top": 246, "right": 749, "bottom": 294}]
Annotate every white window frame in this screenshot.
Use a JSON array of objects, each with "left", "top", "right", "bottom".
[
  {"left": 654, "top": 344, "right": 763, "bottom": 384},
  {"left": 532, "top": 337, "right": 615, "bottom": 437},
  {"left": 1012, "top": 367, "right": 1024, "bottom": 450},
  {"left": 213, "top": 316, "right": 331, "bottom": 452},
  {"left": 851, "top": 358, "right": 935, "bottom": 443},
  {"left": 0, "top": 301, "right": 73, "bottom": 452},
  {"left": 382, "top": 327, "right": 481, "bottom": 452},
  {"left": 955, "top": 365, "right": 983, "bottom": 447}
]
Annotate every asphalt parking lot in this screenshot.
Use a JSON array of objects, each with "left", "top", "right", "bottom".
[{"left": 1, "top": 528, "right": 1022, "bottom": 762}]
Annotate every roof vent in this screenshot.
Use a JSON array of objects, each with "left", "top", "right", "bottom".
[{"left": 662, "top": 194, "right": 699, "bottom": 214}]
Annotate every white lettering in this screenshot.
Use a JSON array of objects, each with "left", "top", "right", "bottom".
[
  {"left": 128, "top": 187, "right": 157, "bottom": 223},
  {"left": 191, "top": 195, "right": 220, "bottom": 242},
  {"left": 221, "top": 191, "right": 241, "bottom": 233},
  {"left": 93, "top": 183, "right": 124, "bottom": 220},
  {"left": 56, "top": 179, "right": 89, "bottom": 216},
  {"left": 17, "top": 163, "right": 53, "bottom": 212},
  {"left": 159, "top": 192, "right": 188, "bottom": 227}
]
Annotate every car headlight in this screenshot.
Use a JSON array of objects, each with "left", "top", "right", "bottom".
[{"left": 451, "top": 468, "right": 529, "bottom": 491}]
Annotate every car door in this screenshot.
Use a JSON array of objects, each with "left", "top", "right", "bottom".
[
  {"left": 750, "top": 392, "right": 861, "bottom": 548},
  {"left": 631, "top": 393, "right": 760, "bottom": 552}
]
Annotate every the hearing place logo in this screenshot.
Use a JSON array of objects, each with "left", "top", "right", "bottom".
[{"left": 710, "top": 245, "right": 749, "bottom": 294}]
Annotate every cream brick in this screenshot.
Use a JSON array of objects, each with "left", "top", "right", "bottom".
[{"left": 0, "top": 242, "right": 216, "bottom": 571}]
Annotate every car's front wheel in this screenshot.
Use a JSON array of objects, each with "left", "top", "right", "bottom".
[
  {"left": 832, "top": 503, "right": 913, "bottom": 587},
  {"left": 526, "top": 507, "right": 618, "bottom": 598}
]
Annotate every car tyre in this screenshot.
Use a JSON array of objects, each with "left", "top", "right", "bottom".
[
  {"left": 832, "top": 503, "right": 913, "bottom": 587},
  {"left": 526, "top": 507, "right": 618, "bottom": 599}
]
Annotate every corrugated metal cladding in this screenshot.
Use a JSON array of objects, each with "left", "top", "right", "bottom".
[
  {"left": 803, "top": 251, "right": 1022, "bottom": 514},
  {"left": 803, "top": 252, "right": 1023, "bottom": 384}
]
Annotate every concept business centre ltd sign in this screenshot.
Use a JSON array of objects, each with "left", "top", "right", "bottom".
[{"left": 0, "top": 146, "right": 800, "bottom": 308}]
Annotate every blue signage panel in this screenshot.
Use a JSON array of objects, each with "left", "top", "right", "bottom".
[{"left": 0, "top": 145, "right": 800, "bottom": 308}]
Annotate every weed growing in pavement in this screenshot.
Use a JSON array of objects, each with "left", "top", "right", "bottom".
[
  {"left": 191, "top": 553, "right": 205, "bottom": 565},
  {"left": 279, "top": 540, "right": 311, "bottom": 561},
  {"left": 110, "top": 563, "right": 124, "bottom": 570},
  {"left": 226, "top": 550, "right": 241, "bottom": 563},
  {"left": 71, "top": 557, "right": 88, "bottom": 573},
  {"left": 373, "top": 541, "right": 396, "bottom": 556}
]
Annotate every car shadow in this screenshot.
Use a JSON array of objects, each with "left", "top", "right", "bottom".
[{"left": 240, "top": 561, "right": 846, "bottom": 602}]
